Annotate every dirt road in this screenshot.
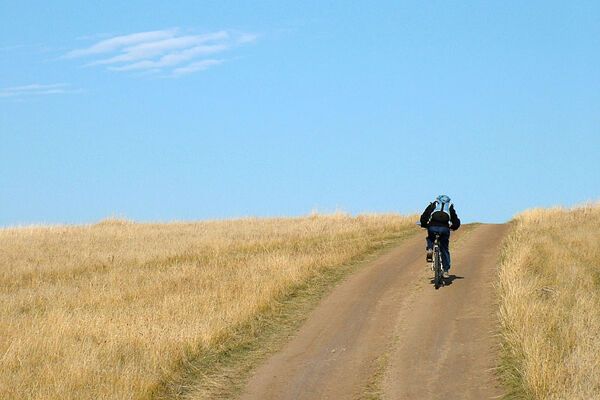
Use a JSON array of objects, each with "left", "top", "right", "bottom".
[{"left": 239, "top": 224, "right": 508, "bottom": 400}]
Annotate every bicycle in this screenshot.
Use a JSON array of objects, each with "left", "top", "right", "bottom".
[
  {"left": 416, "top": 222, "right": 445, "bottom": 289},
  {"left": 431, "top": 233, "right": 444, "bottom": 290}
]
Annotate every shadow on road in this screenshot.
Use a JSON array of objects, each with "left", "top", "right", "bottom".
[
  {"left": 429, "top": 274, "right": 465, "bottom": 287},
  {"left": 444, "top": 274, "right": 464, "bottom": 286}
]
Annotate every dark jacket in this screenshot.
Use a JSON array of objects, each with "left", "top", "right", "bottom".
[{"left": 420, "top": 202, "right": 461, "bottom": 230}]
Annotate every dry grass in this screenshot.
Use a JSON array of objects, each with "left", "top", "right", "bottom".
[
  {"left": 497, "top": 203, "right": 600, "bottom": 399},
  {"left": 0, "top": 213, "right": 416, "bottom": 400}
]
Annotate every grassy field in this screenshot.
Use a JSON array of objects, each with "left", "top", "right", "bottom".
[
  {"left": 0, "top": 213, "right": 416, "bottom": 400},
  {"left": 497, "top": 204, "right": 600, "bottom": 399}
]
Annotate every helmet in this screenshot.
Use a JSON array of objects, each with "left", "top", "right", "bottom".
[{"left": 436, "top": 194, "right": 451, "bottom": 204}]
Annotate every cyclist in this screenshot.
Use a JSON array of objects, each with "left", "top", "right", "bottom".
[{"left": 419, "top": 195, "right": 461, "bottom": 278}]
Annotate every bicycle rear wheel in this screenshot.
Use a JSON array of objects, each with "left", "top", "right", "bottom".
[{"left": 433, "top": 248, "right": 442, "bottom": 289}]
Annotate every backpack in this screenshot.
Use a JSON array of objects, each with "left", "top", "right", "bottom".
[{"left": 428, "top": 196, "right": 452, "bottom": 225}]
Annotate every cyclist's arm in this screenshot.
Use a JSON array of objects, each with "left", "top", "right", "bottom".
[
  {"left": 450, "top": 205, "right": 461, "bottom": 230},
  {"left": 420, "top": 203, "right": 435, "bottom": 228}
]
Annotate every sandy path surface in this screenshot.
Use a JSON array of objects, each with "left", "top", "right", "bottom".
[{"left": 239, "top": 224, "right": 507, "bottom": 400}]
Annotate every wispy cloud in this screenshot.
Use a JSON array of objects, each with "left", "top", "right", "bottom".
[
  {"left": 0, "top": 83, "right": 79, "bottom": 98},
  {"left": 66, "top": 28, "right": 256, "bottom": 77},
  {"left": 65, "top": 29, "right": 178, "bottom": 58},
  {"left": 172, "top": 59, "right": 224, "bottom": 76}
]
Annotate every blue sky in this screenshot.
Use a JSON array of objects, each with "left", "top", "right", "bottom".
[{"left": 1, "top": 1, "right": 599, "bottom": 226}]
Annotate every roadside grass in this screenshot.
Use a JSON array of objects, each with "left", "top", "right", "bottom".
[
  {"left": 154, "top": 226, "right": 417, "bottom": 400},
  {"left": 0, "top": 213, "right": 417, "bottom": 400},
  {"left": 497, "top": 204, "right": 600, "bottom": 399}
]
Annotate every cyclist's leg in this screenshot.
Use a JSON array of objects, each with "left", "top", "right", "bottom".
[
  {"left": 426, "top": 228, "right": 435, "bottom": 250},
  {"left": 425, "top": 228, "right": 435, "bottom": 262},
  {"left": 439, "top": 229, "right": 451, "bottom": 270}
]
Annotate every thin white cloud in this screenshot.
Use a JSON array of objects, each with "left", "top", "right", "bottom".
[
  {"left": 91, "top": 32, "right": 228, "bottom": 66},
  {"left": 66, "top": 29, "right": 178, "bottom": 58},
  {"left": 172, "top": 59, "right": 224, "bottom": 76},
  {"left": 0, "top": 83, "right": 79, "bottom": 98},
  {"left": 66, "top": 28, "right": 256, "bottom": 76},
  {"left": 112, "top": 44, "right": 229, "bottom": 71}
]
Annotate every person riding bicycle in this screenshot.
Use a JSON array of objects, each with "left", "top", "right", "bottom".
[{"left": 420, "top": 195, "right": 461, "bottom": 278}]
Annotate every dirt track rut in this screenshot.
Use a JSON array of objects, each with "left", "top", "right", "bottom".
[{"left": 239, "top": 224, "right": 508, "bottom": 400}]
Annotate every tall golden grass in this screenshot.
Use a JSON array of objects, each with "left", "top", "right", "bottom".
[
  {"left": 0, "top": 213, "right": 416, "bottom": 400},
  {"left": 497, "top": 204, "right": 600, "bottom": 399}
]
